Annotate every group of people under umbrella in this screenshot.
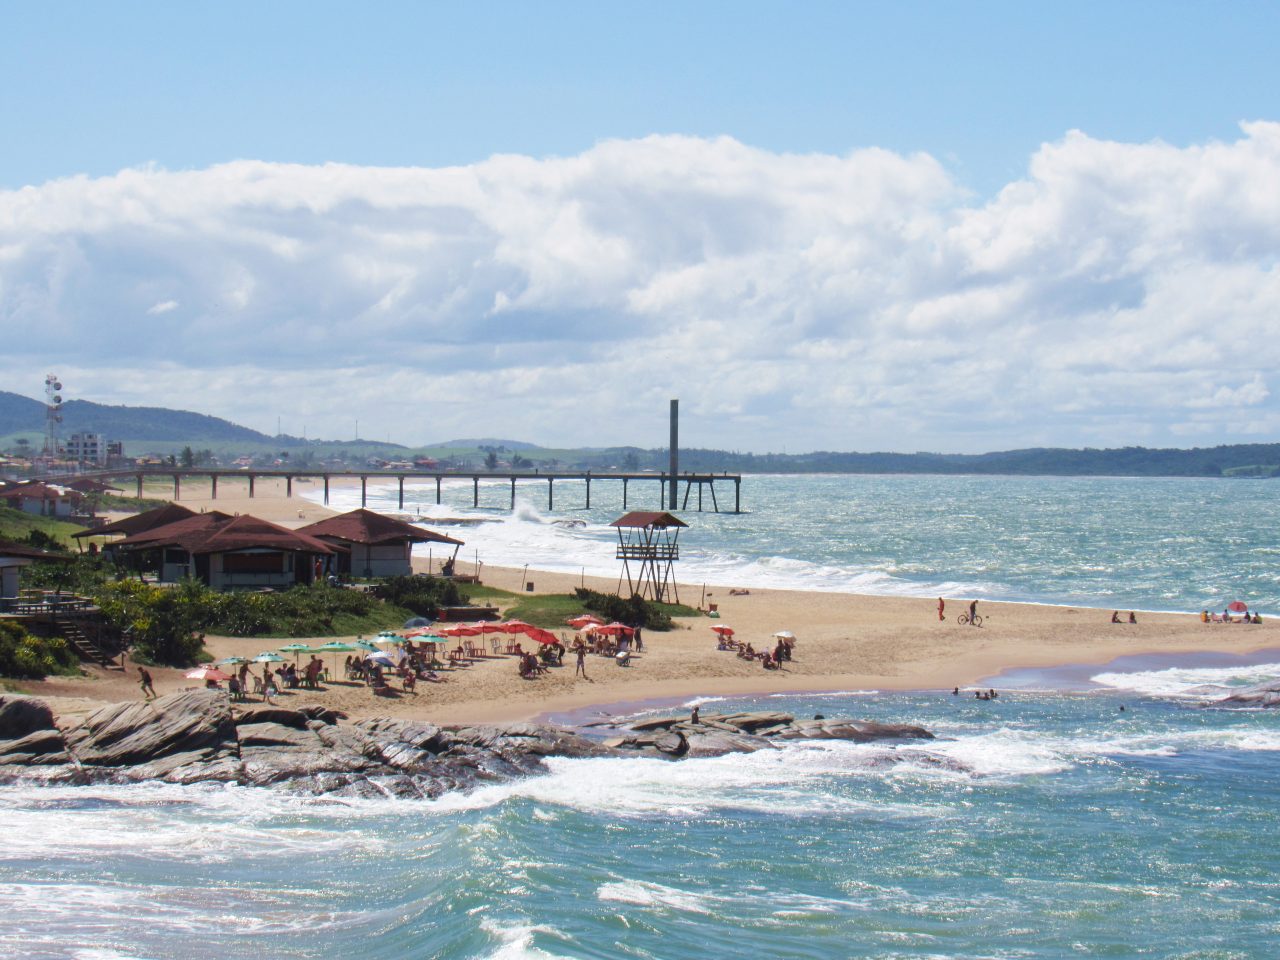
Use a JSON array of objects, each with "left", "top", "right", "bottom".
[
  {"left": 184, "top": 612, "right": 645, "bottom": 699},
  {"left": 711, "top": 624, "right": 795, "bottom": 669}
]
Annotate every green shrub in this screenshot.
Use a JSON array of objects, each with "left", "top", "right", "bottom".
[
  {"left": 367, "top": 576, "right": 464, "bottom": 617},
  {"left": 0, "top": 621, "right": 79, "bottom": 679},
  {"left": 92, "top": 578, "right": 209, "bottom": 666},
  {"left": 573, "top": 588, "right": 674, "bottom": 631}
]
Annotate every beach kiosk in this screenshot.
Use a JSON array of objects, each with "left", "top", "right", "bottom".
[{"left": 610, "top": 511, "right": 687, "bottom": 604}]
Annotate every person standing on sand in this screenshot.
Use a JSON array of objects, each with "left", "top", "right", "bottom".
[
  {"left": 237, "top": 662, "right": 250, "bottom": 693},
  {"left": 138, "top": 667, "right": 156, "bottom": 700},
  {"left": 968, "top": 600, "right": 978, "bottom": 625},
  {"left": 938, "top": 598, "right": 945, "bottom": 621},
  {"left": 575, "top": 642, "right": 588, "bottom": 679}
]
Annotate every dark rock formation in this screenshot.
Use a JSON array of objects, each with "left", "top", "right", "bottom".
[
  {"left": 0, "top": 693, "right": 935, "bottom": 798},
  {"left": 1207, "top": 680, "right": 1280, "bottom": 709}
]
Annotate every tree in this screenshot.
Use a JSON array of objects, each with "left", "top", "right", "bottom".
[
  {"left": 180, "top": 446, "right": 195, "bottom": 468},
  {"left": 485, "top": 451, "right": 499, "bottom": 470},
  {"left": 623, "top": 451, "right": 640, "bottom": 470}
]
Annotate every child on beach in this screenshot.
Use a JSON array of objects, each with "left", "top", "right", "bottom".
[{"left": 138, "top": 667, "right": 156, "bottom": 700}]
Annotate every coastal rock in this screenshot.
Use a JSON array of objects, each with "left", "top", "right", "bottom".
[
  {"left": 683, "top": 730, "right": 777, "bottom": 758},
  {"left": 65, "top": 689, "right": 238, "bottom": 767},
  {"left": 773, "top": 720, "right": 936, "bottom": 742},
  {"left": 0, "top": 696, "right": 68, "bottom": 765},
  {"left": 234, "top": 705, "right": 312, "bottom": 729},
  {"left": 236, "top": 722, "right": 323, "bottom": 750},
  {"left": 1209, "top": 680, "right": 1280, "bottom": 709}
]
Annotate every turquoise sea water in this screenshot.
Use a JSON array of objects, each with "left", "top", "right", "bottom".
[
  {"left": 6, "top": 475, "right": 1280, "bottom": 957},
  {"left": 307, "top": 474, "right": 1280, "bottom": 612},
  {"left": 4, "top": 687, "right": 1280, "bottom": 959}
]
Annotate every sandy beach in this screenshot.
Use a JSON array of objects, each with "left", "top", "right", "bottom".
[{"left": 27, "top": 482, "right": 1280, "bottom": 723}]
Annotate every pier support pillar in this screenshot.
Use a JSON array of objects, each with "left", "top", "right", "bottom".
[
  {"left": 173, "top": 474, "right": 180, "bottom": 500},
  {"left": 473, "top": 477, "right": 479, "bottom": 508},
  {"left": 248, "top": 474, "right": 255, "bottom": 498},
  {"left": 548, "top": 479, "right": 554, "bottom": 512},
  {"left": 323, "top": 475, "right": 330, "bottom": 505},
  {"left": 698, "top": 482, "right": 703, "bottom": 512},
  {"left": 211, "top": 474, "right": 217, "bottom": 499},
  {"left": 361, "top": 475, "right": 367, "bottom": 507},
  {"left": 622, "top": 478, "right": 628, "bottom": 510},
  {"left": 136, "top": 473, "right": 143, "bottom": 498},
  {"left": 585, "top": 476, "right": 591, "bottom": 509},
  {"left": 286, "top": 476, "right": 293, "bottom": 498},
  {"left": 511, "top": 478, "right": 516, "bottom": 510},
  {"left": 398, "top": 476, "right": 404, "bottom": 510},
  {"left": 436, "top": 476, "right": 442, "bottom": 505}
]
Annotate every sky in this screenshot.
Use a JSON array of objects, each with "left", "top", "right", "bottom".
[{"left": 2, "top": 1, "right": 1279, "bottom": 453}]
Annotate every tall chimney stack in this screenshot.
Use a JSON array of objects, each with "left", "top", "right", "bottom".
[{"left": 669, "top": 398, "right": 678, "bottom": 510}]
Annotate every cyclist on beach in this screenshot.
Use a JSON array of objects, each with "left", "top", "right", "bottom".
[{"left": 968, "top": 600, "right": 978, "bottom": 625}]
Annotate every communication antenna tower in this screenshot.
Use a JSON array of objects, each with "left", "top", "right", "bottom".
[{"left": 43, "top": 373, "right": 64, "bottom": 457}]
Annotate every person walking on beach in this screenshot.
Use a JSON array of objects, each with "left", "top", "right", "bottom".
[
  {"left": 968, "top": 600, "right": 978, "bottom": 625},
  {"left": 575, "top": 642, "right": 589, "bottom": 679},
  {"left": 937, "top": 597, "right": 945, "bottom": 621},
  {"left": 138, "top": 667, "right": 156, "bottom": 700}
]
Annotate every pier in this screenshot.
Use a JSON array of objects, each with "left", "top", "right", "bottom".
[{"left": 49, "top": 468, "right": 744, "bottom": 514}]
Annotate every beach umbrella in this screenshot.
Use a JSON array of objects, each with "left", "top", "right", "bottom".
[
  {"left": 355, "top": 639, "right": 380, "bottom": 652},
  {"left": 597, "top": 622, "right": 635, "bottom": 637},
  {"left": 311, "top": 642, "right": 358, "bottom": 668},
  {"left": 365, "top": 651, "right": 396, "bottom": 668},
  {"left": 186, "top": 666, "right": 232, "bottom": 682},
  {"left": 527, "top": 628, "right": 560, "bottom": 646},
  {"left": 217, "top": 656, "right": 249, "bottom": 666},
  {"left": 772, "top": 630, "right": 795, "bottom": 640},
  {"left": 567, "top": 614, "right": 604, "bottom": 629},
  {"left": 376, "top": 635, "right": 408, "bottom": 647},
  {"left": 500, "top": 620, "right": 535, "bottom": 634},
  {"left": 279, "top": 642, "right": 312, "bottom": 663},
  {"left": 711, "top": 625, "right": 735, "bottom": 636},
  {"left": 253, "top": 652, "right": 285, "bottom": 663},
  {"left": 1227, "top": 600, "right": 1249, "bottom": 613},
  {"left": 403, "top": 616, "right": 433, "bottom": 629},
  {"left": 404, "top": 626, "right": 440, "bottom": 638}
]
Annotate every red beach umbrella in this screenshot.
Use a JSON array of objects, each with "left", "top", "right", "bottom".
[
  {"left": 185, "top": 666, "right": 232, "bottom": 682},
  {"left": 500, "top": 620, "right": 535, "bottom": 634},
  {"left": 567, "top": 614, "right": 604, "bottom": 629},
  {"left": 596, "top": 622, "right": 635, "bottom": 637},
  {"left": 711, "top": 625, "right": 735, "bottom": 636},
  {"left": 1227, "top": 600, "right": 1249, "bottom": 613},
  {"left": 527, "top": 628, "right": 561, "bottom": 645}
]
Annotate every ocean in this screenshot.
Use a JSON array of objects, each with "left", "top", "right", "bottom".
[
  {"left": 305, "top": 473, "right": 1280, "bottom": 613},
  {"left": 4, "top": 474, "right": 1280, "bottom": 958}
]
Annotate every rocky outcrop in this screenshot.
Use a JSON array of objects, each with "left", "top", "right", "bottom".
[
  {"left": 603, "top": 711, "right": 934, "bottom": 758},
  {"left": 1208, "top": 680, "right": 1280, "bottom": 709},
  {"left": 0, "top": 693, "right": 935, "bottom": 797}
]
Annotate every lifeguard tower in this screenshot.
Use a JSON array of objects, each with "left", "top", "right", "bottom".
[{"left": 610, "top": 511, "right": 687, "bottom": 604}]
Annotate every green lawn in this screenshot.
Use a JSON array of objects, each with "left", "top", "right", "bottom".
[{"left": 0, "top": 505, "right": 83, "bottom": 548}]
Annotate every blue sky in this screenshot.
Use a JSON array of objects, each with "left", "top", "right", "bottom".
[
  {"left": 5, "top": 1, "right": 1276, "bottom": 194},
  {"left": 3, "top": 2, "right": 1280, "bottom": 452}
]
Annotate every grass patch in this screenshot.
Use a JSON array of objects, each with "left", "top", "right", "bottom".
[
  {"left": 503, "top": 594, "right": 591, "bottom": 628},
  {"left": 240, "top": 604, "right": 417, "bottom": 639},
  {"left": 463, "top": 584, "right": 520, "bottom": 601},
  {"left": 0, "top": 505, "right": 83, "bottom": 548},
  {"left": 653, "top": 601, "right": 702, "bottom": 619}
]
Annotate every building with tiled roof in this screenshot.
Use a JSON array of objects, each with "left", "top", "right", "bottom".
[
  {"left": 111, "top": 512, "right": 339, "bottom": 590},
  {"left": 298, "top": 508, "right": 463, "bottom": 578}
]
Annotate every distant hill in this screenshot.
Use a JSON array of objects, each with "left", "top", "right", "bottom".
[
  {"left": 434, "top": 438, "right": 541, "bottom": 450},
  {"left": 0, "top": 390, "right": 274, "bottom": 443}
]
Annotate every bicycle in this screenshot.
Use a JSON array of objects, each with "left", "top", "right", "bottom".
[{"left": 956, "top": 613, "right": 983, "bottom": 627}]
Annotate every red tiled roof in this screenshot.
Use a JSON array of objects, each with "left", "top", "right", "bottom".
[
  {"left": 609, "top": 511, "right": 688, "bottom": 528},
  {"left": 113, "top": 513, "right": 337, "bottom": 555},
  {"left": 0, "top": 481, "right": 85, "bottom": 502},
  {"left": 298, "top": 508, "right": 464, "bottom": 546},
  {"left": 73, "top": 503, "right": 200, "bottom": 538},
  {"left": 0, "top": 538, "right": 74, "bottom": 562}
]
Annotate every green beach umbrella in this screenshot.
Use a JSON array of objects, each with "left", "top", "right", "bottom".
[
  {"left": 375, "top": 635, "right": 407, "bottom": 647},
  {"left": 355, "top": 639, "right": 379, "bottom": 652},
  {"left": 253, "top": 652, "right": 285, "bottom": 663},
  {"left": 278, "top": 642, "right": 313, "bottom": 663},
  {"left": 312, "top": 641, "right": 360, "bottom": 653},
  {"left": 217, "top": 656, "right": 249, "bottom": 666}
]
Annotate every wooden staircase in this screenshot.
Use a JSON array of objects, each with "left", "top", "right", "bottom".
[{"left": 54, "top": 615, "right": 120, "bottom": 669}]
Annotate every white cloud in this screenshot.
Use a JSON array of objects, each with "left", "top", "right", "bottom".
[{"left": 3, "top": 127, "right": 1280, "bottom": 452}]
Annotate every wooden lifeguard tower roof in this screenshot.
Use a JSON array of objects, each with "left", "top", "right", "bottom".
[{"left": 609, "top": 511, "right": 688, "bottom": 529}]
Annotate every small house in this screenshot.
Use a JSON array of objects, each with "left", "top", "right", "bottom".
[{"left": 298, "top": 508, "right": 463, "bottom": 578}]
